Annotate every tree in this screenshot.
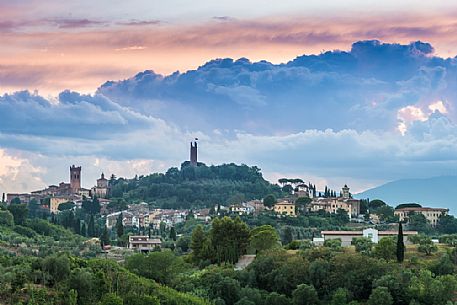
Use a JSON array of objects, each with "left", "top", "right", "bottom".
[
  {"left": 407, "top": 212, "right": 431, "bottom": 233},
  {"left": 99, "top": 293, "right": 123, "bottom": 305},
  {"left": 7, "top": 204, "right": 28, "bottom": 225},
  {"left": 263, "top": 194, "right": 277, "bottom": 208},
  {"left": 368, "top": 199, "right": 386, "bottom": 210},
  {"left": 352, "top": 237, "right": 373, "bottom": 255},
  {"left": 88, "top": 215, "right": 96, "bottom": 237},
  {"left": 69, "top": 269, "right": 96, "bottom": 305},
  {"left": 116, "top": 213, "right": 124, "bottom": 238},
  {"left": 125, "top": 251, "right": 186, "bottom": 285},
  {"left": 324, "top": 238, "right": 342, "bottom": 251},
  {"left": 282, "top": 226, "right": 294, "bottom": 245},
  {"left": 0, "top": 210, "right": 14, "bottom": 226},
  {"left": 282, "top": 185, "right": 294, "bottom": 194},
  {"left": 81, "top": 223, "right": 87, "bottom": 237},
  {"left": 408, "top": 270, "right": 457, "bottom": 305},
  {"left": 374, "top": 205, "right": 396, "bottom": 223},
  {"left": 11, "top": 197, "right": 21, "bottom": 205},
  {"left": 73, "top": 218, "right": 81, "bottom": 235},
  {"left": 367, "top": 287, "right": 393, "bottom": 305},
  {"left": 57, "top": 201, "right": 75, "bottom": 212},
  {"left": 176, "top": 235, "right": 191, "bottom": 252},
  {"left": 436, "top": 215, "right": 457, "bottom": 234},
  {"left": 169, "top": 226, "right": 177, "bottom": 241},
  {"left": 249, "top": 225, "right": 279, "bottom": 252},
  {"left": 278, "top": 178, "right": 289, "bottom": 186},
  {"left": 190, "top": 225, "right": 207, "bottom": 262},
  {"left": 330, "top": 288, "right": 349, "bottom": 305},
  {"left": 396, "top": 222, "right": 405, "bottom": 263},
  {"left": 292, "top": 284, "right": 319, "bottom": 305},
  {"left": 373, "top": 237, "right": 396, "bottom": 260},
  {"left": 124, "top": 293, "right": 159, "bottom": 305},
  {"left": 100, "top": 225, "right": 110, "bottom": 247},
  {"left": 211, "top": 217, "right": 250, "bottom": 264},
  {"left": 335, "top": 209, "right": 350, "bottom": 225},
  {"left": 266, "top": 292, "right": 292, "bottom": 305},
  {"left": 416, "top": 236, "right": 438, "bottom": 256},
  {"left": 203, "top": 273, "right": 241, "bottom": 305},
  {"left": 42, "top": 254, "right": 71, "bottom": 285},
  {"left": 439, "top": 234, "right": 457, "bottom": 247},
  {"left": 395, "top": 203, "right": 422, "bottom": 209},
  {"left": 82, "top": 197, "right": 101, "bottom": 215},
  {"left": 295, "top": 197, "right": 311, "bottom": 209}
]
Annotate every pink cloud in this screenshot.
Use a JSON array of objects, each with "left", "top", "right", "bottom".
[{"left": 2, "top": 11, "right": 457, "bottom": 93}]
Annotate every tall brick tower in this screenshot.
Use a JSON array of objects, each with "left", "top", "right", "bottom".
[
  {"left": 70, "top": 165, "right": 81, "bottom": 193},
  {"left": 190, "top": 140, "right": 198, "bottom": 166}
]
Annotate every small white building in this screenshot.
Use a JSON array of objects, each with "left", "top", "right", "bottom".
[
  {"left": 319, "top": 228, "right": 418, "bottom": 247},
  {"left": 230, "top": 203, "right": 255, "bottom": 215}
]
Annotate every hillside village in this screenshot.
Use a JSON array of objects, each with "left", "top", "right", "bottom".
[
  {"left": 2, "top": 146, "right": 457, "bottom": 305},
  {"left": 2, "top": 142, "right": 452, "bottom": 253}
]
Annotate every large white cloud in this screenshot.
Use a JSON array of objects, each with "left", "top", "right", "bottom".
[
  {"left": 97, "top": 40, "right": 457, "bottom": 133},
  {"left": 1, "top": 40, "right": 457, "bottom": 194}
]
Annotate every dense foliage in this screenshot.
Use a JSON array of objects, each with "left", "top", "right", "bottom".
[
  {"left": 2, "top": 201, "right": 457, "bottom": 305},
  {"left": 109, "top": 163, "right": 282, "bottom": 208}
]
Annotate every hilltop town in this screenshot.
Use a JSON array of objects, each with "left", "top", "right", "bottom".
[
  {"left": 1, "top": 141, "right": 457, "bottom": 305},
  {"left": 2, "top": 141, "right": 453, "bottom": 251}
]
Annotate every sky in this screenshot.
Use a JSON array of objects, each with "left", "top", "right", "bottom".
[{"left": 1, "top": 1, "right": 457, "bottom": 197}]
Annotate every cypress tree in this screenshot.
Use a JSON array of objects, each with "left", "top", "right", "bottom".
[
  {"left": 88, "top": 215, "right": 95, "bottom": 237},
  {"left": 100, "top": 225, "right": 110, "bottom": 247},
  {"left": 116, "top": 213, "right": 124, "bottom": 238},
  {"left": 81, "top": 223, "right": 87, "bottom": 237},
  {"left": 169, "top": 226, "right": 177, "bottom": 241},
  {"left": 73, "top": 219, "right": 81, "bottom": 235},
  {"left": 396, "top": 221, "right": 405, "bottom": 263}
]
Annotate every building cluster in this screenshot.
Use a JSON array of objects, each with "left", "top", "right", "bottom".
[
  {"left": 270, "top": 184, "right": 361, "bottom": 219},
  {"left": 6, "top": 165, "right": 111, "bottom": 213},
  {"left": 228, "top": 200, "right": 265, "bottom": 216},
  {"left": 105, "top": 202, "right": 215, "bottom": 231},
  {"left": 306, "top": 185, "right": 361, "bottom": 218}
]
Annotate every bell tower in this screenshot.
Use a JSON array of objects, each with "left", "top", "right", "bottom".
[
  {"left": 342, "top": 184, "right": 350, "bottom": 199},
  {"left": 70, "top": 165, "right": 81, "bottom": 193}
]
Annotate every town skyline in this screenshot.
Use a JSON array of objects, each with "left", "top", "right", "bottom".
[{"left": 2, "top": 1, "right": 457, "bottom": 211}]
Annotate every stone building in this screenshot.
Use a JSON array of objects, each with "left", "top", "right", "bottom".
[
  {"left": 395, "top": 207, "right": 449, "bottom": 227},
  {"left": 274, "top": 201, "right": 296, "bottom": 217},
  {"left": 92, "top": 173, "right": 109, "bottom": 198},
  {"left": 128, "top": 236, "right": 161, "bottom": 252},
  {"left": 308, "top": 185, "right": 361, "bottom": 219}
]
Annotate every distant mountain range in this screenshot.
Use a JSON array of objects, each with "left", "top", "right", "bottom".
[{"left": 356, "top": 176, "right": 457, "bottom": 215}]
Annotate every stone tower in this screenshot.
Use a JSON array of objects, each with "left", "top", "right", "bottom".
[
  {"left": 342, "top": 184, "right": 350, "bottom": 199},
  {"left": 190, "top": 140, "right": 198, "bottom": 166},
  {"left": 70, "top": 165, "right": 81, "bottom": 193}
]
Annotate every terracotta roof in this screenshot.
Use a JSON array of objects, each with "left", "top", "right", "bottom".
[
  {"left": 321, "top": 230, "right": 418, "bottom": 235},
  {"left": 395, "top": 207, "right": 448, "bottom": 212},
  {"left": 378, "top": 231, "right": 418, "bottom": 235},
  {"left": 275, "top": 201, "right": 295, "bottom": 205},
  {"left": 321, "top": 231, "right": 363, "bottom": 235},
  {"left": 130, "top": 239, "right": 161, "bottom": 244}
]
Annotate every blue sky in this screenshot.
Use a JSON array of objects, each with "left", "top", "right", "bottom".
[{"left": 1, "top": 1, "right": 457, "bottom": 196}]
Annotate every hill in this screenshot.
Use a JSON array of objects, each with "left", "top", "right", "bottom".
[
  {"left": 109, "top": 163, "right": 282, "bottom": 208},
  {"left": 357, "top": 176, "right": 457, "bottom": 214}
]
